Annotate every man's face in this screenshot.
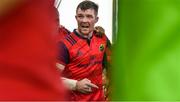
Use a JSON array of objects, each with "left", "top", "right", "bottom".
[{"left": 75, "top": 8, "right": 98, "bottom": 35}]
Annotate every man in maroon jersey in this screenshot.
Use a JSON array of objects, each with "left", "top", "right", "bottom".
[
  {"left": 56, "top": 0, "right": 111, "bottom": 101},
  {"left": 0, "top": 0, "right": 66, "bottom": 100}
]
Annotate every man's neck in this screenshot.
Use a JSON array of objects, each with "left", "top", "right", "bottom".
[{"left": 76, "top": 30, "right": 93, "bottom": 40}]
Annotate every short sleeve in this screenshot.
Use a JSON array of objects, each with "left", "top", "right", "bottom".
[{"left": 57, "top": 41, "right": 70, "bottom": 65}]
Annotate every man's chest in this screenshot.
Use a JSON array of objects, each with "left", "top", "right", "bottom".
[{"left": 68, "top": 37, "right": 107, "bottom": 63}]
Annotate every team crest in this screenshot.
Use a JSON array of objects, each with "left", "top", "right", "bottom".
[{"left": 99, "top": 44, "right": 105, "bottom": 51}]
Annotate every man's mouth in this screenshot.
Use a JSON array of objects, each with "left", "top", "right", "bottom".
[{"left": 81, "top": 25, "right": 89, "bottom": 28}]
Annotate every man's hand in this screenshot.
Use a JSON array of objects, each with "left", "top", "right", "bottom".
[
  {"left": 0, "top": 0, "right": 24, "bottom": 17},
  {"left": 94, "top": 26, "right": 105, "bottom": 38},
  {"left": 76, "top": 78, "right": 99, "bottom": 94}
]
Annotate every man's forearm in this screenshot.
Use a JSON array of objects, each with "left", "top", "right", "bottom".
[
  {"left": 61, "top": 77, "right": 77, "bottom": 90},
  {"left": 57, "top": 63, "right": 77, "bottom": 90}
]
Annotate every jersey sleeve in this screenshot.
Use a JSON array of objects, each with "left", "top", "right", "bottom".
[{"left": 57, "top": 41, "right": 70, "bottom": 66}]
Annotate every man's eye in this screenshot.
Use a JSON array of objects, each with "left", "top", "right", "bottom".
[
  {"left": 87, "top": 15, "right": 93, "bottom": 18},
  {"left": 78, "top": 15, "right": 83, "bottom": 18}
]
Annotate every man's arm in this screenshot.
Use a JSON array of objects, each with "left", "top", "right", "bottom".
[
  {"left": 56, "top": 63, "right": 98, "bottom": 93},
  {"left": 0, "top": 0, "right": 24, "bottom": 17},
  {"left": 102, "top": 37, "right": 112, "bottom": 100},
  {"left": 56, "top": 63, "right": 77, "bottom": 91}
]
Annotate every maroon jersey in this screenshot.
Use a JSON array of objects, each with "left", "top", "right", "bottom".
[{"left": 57, "top": 29, "right": 109, "bottom": 101}]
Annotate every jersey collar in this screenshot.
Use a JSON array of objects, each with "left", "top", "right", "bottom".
[{"left": 73, "top": 29, "right": 93, "bottom": 40}]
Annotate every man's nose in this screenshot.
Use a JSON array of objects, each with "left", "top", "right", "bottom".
[{"left": 82, "top": 17, "right": 88, "bottom": 22}]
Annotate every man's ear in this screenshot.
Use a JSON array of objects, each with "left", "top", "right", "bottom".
[
  {"left": 95, "top": 16, "right": 99, "bottom": 23},
  {"left": 75, "top": 15, "right": 77, "bottom": 20}
]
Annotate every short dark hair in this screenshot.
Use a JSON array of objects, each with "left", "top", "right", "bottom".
[{"left": 76, "top": 0, "right": 99, "bottom": 15}]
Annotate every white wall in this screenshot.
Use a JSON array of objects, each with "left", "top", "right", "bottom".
[{"left": 58, "top": 0, "right": 112, "bottom": 42}]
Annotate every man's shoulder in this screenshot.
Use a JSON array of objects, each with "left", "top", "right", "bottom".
[{"left": 59, "top": 32, "right": 78, "bottom": 48}]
